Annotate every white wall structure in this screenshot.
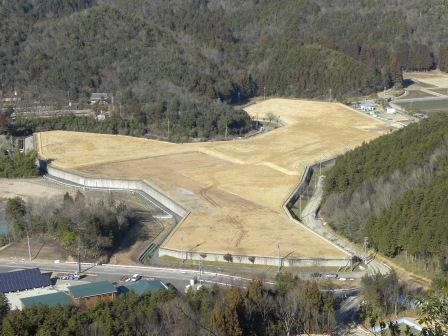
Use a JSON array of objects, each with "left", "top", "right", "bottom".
[
  {"left": 40, "top": 160, "right": 351, "bottom": 268},
  {"left": 158, "top": 248, "right": 351, "bottom": 267},
  {"left": 42, "top": 162, "right": 188, "bottom": 218}
]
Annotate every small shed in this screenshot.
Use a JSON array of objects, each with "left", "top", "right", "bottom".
[
  {"left": 118, "top": 279, "right": 168, "bottom": 296},
  {"left": 20, "top": 292, "right": 72, "bottom": 309},
  {"left": 68, "top": 281, "right": 117, "bottom": 308},
  {"left": 386, "top": 107, "right": 396, "bottom": 114}
]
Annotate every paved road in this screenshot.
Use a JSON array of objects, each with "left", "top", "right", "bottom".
[
  {"left": 0, "top": 258, "right": 259, "bottom": 290},
  {"left": 0, "top": 258, "right": 363, "bottom": 297},
  {"left": 336, "top": 295, "right": 362, "bottom": 323},
  {"left": 394, "top": 95, "right": 448, "bottom": 104},
  {"left": 301, "top": 176, "right": 390, "bottom": 276}
]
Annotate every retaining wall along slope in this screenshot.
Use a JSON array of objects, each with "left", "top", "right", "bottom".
[{"left": 39, "top": 160, "right": 350, "bottom": 267}]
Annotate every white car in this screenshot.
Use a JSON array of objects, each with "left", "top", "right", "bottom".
[
  {"left": 325, "top": 273, "right": 338, "bottom": 279},
  {"left": 130, "top": 273, "right": 142, "bottom": 282}
]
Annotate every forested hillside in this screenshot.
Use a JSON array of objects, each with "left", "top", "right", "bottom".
[
  {"left": 1, "top": 0, "right": 448, "bottom": 138},
  {"left": 322, "top": 114, "right": 448, "bottom": 273}
]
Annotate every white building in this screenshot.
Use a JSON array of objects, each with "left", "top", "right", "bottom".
[
  {"left": 386, "top": 107, "right": 396, "bottom": 114},
  {"left": 359, "top": 101, "right": 376, "bottom": 112}
]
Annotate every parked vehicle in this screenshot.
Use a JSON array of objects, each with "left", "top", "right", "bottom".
[
  {"left": 165, "top": 283, "right": 178, "bottom": 293},
  {"left": 124, "top": 273, "right": 142, "bottom": 282},
  {"left": 325, "top": 273, "right": 338, "bottom": 278},
  {"left": 61, "top": 272, "right": 80, "bottom": 280},
  {"left": 130, "top": 273, "right": 142, "bottom": 282}
]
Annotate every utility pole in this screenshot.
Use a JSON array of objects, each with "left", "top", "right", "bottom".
[
  {"left": 198, "top": 260, "right": 203, "bottom": 280},
  {"left": 24, "top": 213, "right": 32, "bottom": 262},
  {"left": 77, "top": 243, "right": 81, "bottom": 273},
  {"left": 277, "top": 242, "right": 281, "bottom": 273},
  {"left": 76, "top": 233, "right": 83, "bottom": 273},
  {"left": 26, "top": 230, "right": 32, "bottom": 262},
  {"left": 167, "top": 117, "right": 170, "bottom": 139},
  {"left": 181, "top": 235, "right": 187, "bottom": 261},
  {"left": 363, "top": 237, "right": 369, "bottom": 263},
  {"left": 263, "top": 86, "right": 266, "bottom": 100}
]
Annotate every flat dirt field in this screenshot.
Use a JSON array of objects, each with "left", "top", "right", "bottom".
[
  {"left": 405, "top": 70, "right": 448, "bottom": 88},
  {"left": 37, "top": 99, "right": 388, "bottom": 259},
  {"left": 0, "top": 178, "right": 69, "bottom": 201}
]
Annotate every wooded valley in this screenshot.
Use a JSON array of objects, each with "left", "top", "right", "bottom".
[{"left": 1, "top": 0, "right": 448, "bottom": 139}]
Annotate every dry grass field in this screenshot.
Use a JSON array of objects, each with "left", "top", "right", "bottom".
[
  {"left": 405, "top": 70, "right": 448, "bottom": 88},
  {"left": 37, "top": 99, "right": 388, "bottom": 259}
]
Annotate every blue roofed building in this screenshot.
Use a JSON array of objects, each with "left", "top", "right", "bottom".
[
  {"left": 20, "top": 292, "right": 72, "bottom": 309},
  {"left": 68, "top": 281, "right": 117, "bottom": 308},
  {"left": 117, "top": 279, "right": 168, "bottom": 296}
]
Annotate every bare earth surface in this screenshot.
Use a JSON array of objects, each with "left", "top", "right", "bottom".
[
  {"left": 0, "top": 238, "right": 68, "bottom": 262},
  {"left": 109, "top": 208, "right": 163, "bottom": 265},
  {"left": 405, "top": 70, "right": 448, "bottom": 88},
  {"left": 37, "top": 99, "right": 388, "bottom": 259},
  {"left": 0, "top": 178, "right": 69, "bottom": 201}
]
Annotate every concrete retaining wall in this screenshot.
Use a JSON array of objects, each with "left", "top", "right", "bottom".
[
  {"left": 159, "top": 248, "right": 350, "bottom": 267},
  {"left": 284, "top": 158, "right": 336, "bottom": 209},
  {"left": 40, "top": 161, "right": 188, "bottom": 218},
  {"left": 280, "top": 158, "right": 352, "bottom": 261},
  {"left": 39, "top": 158, "right": 350, "bottom": 267}
]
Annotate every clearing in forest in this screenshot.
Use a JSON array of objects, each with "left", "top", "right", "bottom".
[{"left": 37, "top": 99, "right": 388, "bottom": 259}]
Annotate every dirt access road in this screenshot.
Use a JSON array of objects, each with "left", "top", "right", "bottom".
[{"left": 37, "top": 99, "right": 388, "bottom": 259}]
